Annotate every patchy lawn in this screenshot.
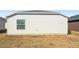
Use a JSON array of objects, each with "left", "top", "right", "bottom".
[{"left": 0, "top": 34, "right": 79, "bottom": 48}]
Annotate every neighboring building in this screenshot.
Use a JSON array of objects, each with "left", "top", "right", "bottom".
[
  {"left": 6, "top": 10, "right": 68, "bottom": 35},
  {"left": 69, "top": 15, "right": 79, "bottom": 31},
  {"left": 0, "top": 17, "right": 6, "bottom": 30}
]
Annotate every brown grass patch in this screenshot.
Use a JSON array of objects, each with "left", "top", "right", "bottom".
[{"left": 0, "top": 34, "right": 79, "bottom": 48}]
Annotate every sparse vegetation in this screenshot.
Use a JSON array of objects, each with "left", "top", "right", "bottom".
[
  {"left": 68, "top": 29, "right": 71, "bottom": 34},
  {"left": 0, "top": 33, "right": 78, "bottom": 48},
  {"left": 0, "top": 30, "right": 78, "bottom": 48}
]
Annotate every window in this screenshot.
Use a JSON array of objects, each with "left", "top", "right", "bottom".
[{"left": 17, "top": 19, "right": 25, "bottom": 30}]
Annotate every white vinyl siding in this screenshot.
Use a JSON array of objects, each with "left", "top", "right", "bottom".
[{"left": 7, "top": 15, "right": 68, "bottom": 35}]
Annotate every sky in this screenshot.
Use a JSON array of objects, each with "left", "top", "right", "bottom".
[
  {"left": 0, "top": 10, "right": 79, "bottom": 17},
  {"left": 54, "top": 10, "right": 79, "bottom": 17}
]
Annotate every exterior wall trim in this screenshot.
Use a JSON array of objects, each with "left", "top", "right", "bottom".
[{"left": 7, "top": 13, "right": 68, "bottom": 19}]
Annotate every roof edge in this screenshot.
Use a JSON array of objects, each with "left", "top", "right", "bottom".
[
  {"left": 0, "top": 16, "right": 6, "bottom": 20},
  {"left": 6, "top": 11, "right": 68, "bottom": 18}
]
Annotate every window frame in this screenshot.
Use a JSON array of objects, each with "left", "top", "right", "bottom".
[{"left": 17, "top": 19, "right": 25, "bottom": 30}]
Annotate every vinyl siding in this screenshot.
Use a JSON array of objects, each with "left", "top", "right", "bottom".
[
  {"left": 7, "top": 15, "right": 68, "bottom": 35},
  {"left": 0, "top": 18, "right": 6, "bottom": 30},
  {"left": 69, "top": 21, "right": 79, "bottom": 31}
]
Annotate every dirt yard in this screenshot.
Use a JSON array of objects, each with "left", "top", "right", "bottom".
[{"left": 0, "top": 34, "right": 79, "bottom": 48}]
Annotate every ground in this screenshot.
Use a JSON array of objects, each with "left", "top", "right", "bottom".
[{"left": 0, "top": 32, "right": 79, "bottom": 48}]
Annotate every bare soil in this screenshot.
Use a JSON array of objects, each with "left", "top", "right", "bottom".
[{"left": 0, "top": 34, "right": 79, "bottom": 48}]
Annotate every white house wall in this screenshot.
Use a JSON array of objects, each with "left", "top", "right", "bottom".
[{"left": 7, "top": 15, "right": 68, "bottom": 35}]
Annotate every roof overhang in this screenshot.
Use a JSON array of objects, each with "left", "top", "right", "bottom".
[
  {"left": 0, "top": 17, "right": 6, "bottom": 20},
  {"left": 6, "top": 11, "right": 69, "bottom": 18}
]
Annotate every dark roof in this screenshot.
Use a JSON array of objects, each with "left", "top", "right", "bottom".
[
  {"left": 17, "top": 10, "right": 61, "bottom": 15},
  {"left": 0, "top": 17, "right": 6, "bottom": 20},
  {"left": 23, "top": 10, "right": 52, "bottom": 12},
  {"left": 6, "top": 10, "right": 68, "bottom": 18},
  {"left": 69, "top": 15, "right": 79, "bottom": 21}
]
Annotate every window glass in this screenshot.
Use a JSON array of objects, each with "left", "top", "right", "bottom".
[
  {"left": 17, "top": 19, "right": 25, "bottom": 29},
  {"left": 17, "top": 20, "right": 25, "bottom": 25}
]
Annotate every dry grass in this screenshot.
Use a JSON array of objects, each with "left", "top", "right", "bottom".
[
  {"left": 71, "top": 31, "right": 79, "bottom": 35},
  {"left": 0, "top": 33, "right": 79, "bottom": 48}
]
